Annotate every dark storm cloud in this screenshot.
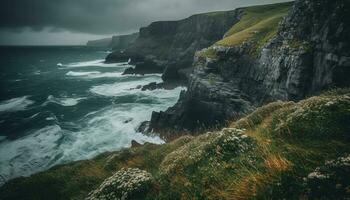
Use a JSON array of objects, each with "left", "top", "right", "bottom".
[{"left": 0, "top": 0, "right": 292, "bottom": 35}]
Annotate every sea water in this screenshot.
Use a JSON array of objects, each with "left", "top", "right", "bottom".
[{"left": 0, "top": 46, "right": 184, "bottom": 185}]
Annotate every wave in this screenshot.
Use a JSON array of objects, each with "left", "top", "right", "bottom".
[
  {"left": 0, "top": 125, "right": 64, "bottom": 185},
  {"left": 66, "top": 71, "right": 101, "bottom": 76},
  {"left": 66, "top": 71, "right": 126, "bottom": 79},
  {"left": 44, "top": 95, "right": 86, "bottom": 107},
  {"left": 0, "top": 96, "right": 34, "bottom": 113},
  {"left": 90, "top": 76, "right": 184, "bottom": 99},
  {"left": 59, "top": 59, "right": 127, "bottom": 68}
]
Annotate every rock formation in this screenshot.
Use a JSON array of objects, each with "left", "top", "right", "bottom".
[{"left": 105, "top": 10, "right": 244, "bottom": 80}]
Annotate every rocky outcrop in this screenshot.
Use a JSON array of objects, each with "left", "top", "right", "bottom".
[
  {"left": 150, "top": 0, "right": 350, "bottom": 132},
  {"left": 105, "top": 10, "right": 244, "bottom": 81}
]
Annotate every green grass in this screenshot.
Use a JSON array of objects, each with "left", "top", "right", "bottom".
[{"left": 216, "top": 2, "right": 292, "bottom": 49}]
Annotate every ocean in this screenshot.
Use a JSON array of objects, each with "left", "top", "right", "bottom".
[{"left": 0, "top": 46, "right": 184, "bottom": 185}]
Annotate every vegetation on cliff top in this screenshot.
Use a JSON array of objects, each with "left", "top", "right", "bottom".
[
  {"left": 216, "top": 2, "right": 292, "bottom": 47},
  {"left": 197, "top": 2, "right": 293, "bottom": 60},
  {"left": 1, "top": 88, "right": 349, "bottom": 199}
]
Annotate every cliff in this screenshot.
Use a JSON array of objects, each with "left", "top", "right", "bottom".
[
  {"left": 86, "top": 38, "right": 112, "bottom": 47},
  {"left": 105, "top": 10, "right": 243, "bottom": 80},
  {"left": 86, "top": 33, "right": 138, "bottom": 50},
  {"left": 1, "top": 89, "right": 349, "bottom": 199},
  {"left": 150, "top": 0, "right": 350, "bottom": 132},
  {"left": 110, "top": 32, "right": 139, "bottom": 50}
]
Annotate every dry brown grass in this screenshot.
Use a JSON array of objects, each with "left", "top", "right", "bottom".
[{"left": 264, "top": 154, "right": 290, "bottom": 172}]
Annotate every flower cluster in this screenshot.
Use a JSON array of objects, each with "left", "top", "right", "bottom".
[
  {"left": 86, "top": 168, "right": 153, "bottom": 200},
  {"left": 160, "top": 128, "right": 254, "bottom": 174},
  {"left": 304, "top": 155, "right": 350, "bottom": 199}
]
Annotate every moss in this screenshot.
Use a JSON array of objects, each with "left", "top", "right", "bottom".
[
  {"left": 197, "top": 47, "right": 218, "bottom": 59},
  {"left": 288, "top": 38, "right": 313, "bottom": 52},
  {"left": 216, "top": 2, "right": 292, "bottom": 52}
]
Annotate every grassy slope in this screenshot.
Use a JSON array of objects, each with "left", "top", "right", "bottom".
[
  {"left": 198, "top": 2, "right": 292, "bottom": 59},
  {"left": 1, "top": 89, "right": 349, "bottom": 200},
  {"left": 217, "top": 2, "right": 292, "bottom": 47}
]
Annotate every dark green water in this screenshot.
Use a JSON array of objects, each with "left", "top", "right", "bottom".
[{"left": 0, "top": 46, "right": 184, "bottom": 185}]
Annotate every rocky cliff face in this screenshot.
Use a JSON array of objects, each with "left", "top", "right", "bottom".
[
  {"left": 105, "top": 10, "right": 243, "bottom": 80},
  {"left": 150, "top": 0, "right": 350, "bottom": 132}
]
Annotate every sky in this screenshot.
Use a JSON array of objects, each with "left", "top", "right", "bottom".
[{"left": 0, "top": 0, "right": 292, "bottom": 45}]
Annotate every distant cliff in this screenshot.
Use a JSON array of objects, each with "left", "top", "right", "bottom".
[
  {"left": 86, "top": 38, "right": 112, "bottom": 47},
  {"left": 86, "top": 33, "right": 138, "bottom": 50},
  {"left": 110, "top": 32, "right": 139, "bottom": 50},
  {"left": 105, "top": 10, "right": 243, "bottom": 80},
  {"left": 150, "top": 0, "right": 350, "bottom": 132}
]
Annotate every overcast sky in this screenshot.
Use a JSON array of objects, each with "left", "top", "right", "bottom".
[{"left": 0, "top": 0, "right": 292, "bottom": 45}]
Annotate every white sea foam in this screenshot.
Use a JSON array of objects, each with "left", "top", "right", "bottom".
[
  {"left": 60, "top": 59, "right": 127, "bottom": 68},
  {"left": 66, "top": 71, "right": 126, "bottom": 79},
  {"left": 0, "top": 96, "right": 34, "bottom": 113},
  {"left": 44, "top": 95, "right": 86, "bottom": 107},
  {"left": 0, "top": 125, "right": 64, "bottom": 185},
  {"left": 90, "top": 75, "right": 183, "bottom": 99},
  {"left": 66, "top": 71, "right": 101, "bottom": 76}
]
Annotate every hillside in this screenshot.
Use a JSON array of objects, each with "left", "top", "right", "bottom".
[{"left": 0, "top": 89, "right": 349, "bottom": 199}]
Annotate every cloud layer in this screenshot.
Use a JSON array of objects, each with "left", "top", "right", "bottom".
[{"left": 1, "top": 0, "right": 292, "bottom": 34}]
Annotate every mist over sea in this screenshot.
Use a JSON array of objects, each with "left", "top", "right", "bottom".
[{"left": 0, "top": 46, "right": 183, "bottom": 185}]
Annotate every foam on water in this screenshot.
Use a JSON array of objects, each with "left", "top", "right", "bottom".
[
  {"left": 66, "top": 71, "right": 101, "bottom": 76},
  {"left": 0, "top": 96, "right": 34, "bottom": 113},
  {"left": 66, "top": 71, "right": 127, "bottom": 79},
  {"left": 60, "top": 59, "right": 126, "bottom": 68},
  {"left": 44, "top": 95, "right": 87, "bottom": 107},
  {"left": 0, "top": 125, "right": 63, "bottom": 185},
  {"left": 89, "top": 75, "right": 168, "bottom": 97}
]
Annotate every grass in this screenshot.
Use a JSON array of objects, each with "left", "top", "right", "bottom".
[
  {"left": 1, "top": 89, "right": 349, "bottom": 199},
  {"left": 216, "top": 2, "right": 292, "bottom": 49},
  {"left": 197, "top": 47, "right": 218, "bottom": 59}
]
